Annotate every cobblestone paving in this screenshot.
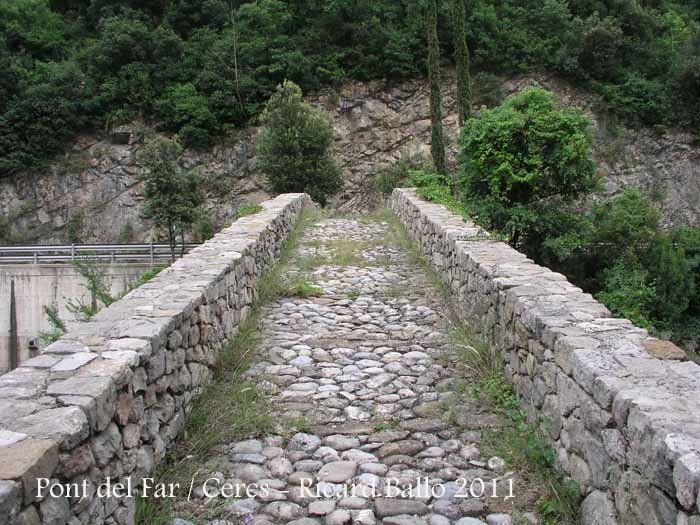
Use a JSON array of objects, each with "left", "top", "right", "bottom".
[{"left": 174, "top": 216, "right": 538, "bottom": 525}]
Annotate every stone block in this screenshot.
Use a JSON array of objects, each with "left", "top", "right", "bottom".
[
  {"left": 581, "top": 490, "right": 617, "bottom": 525},
  {"left": 675, "top": 453, "right": 700, "bottom": 510},
  {"left": 0, "top": 480, "right": 21, "bottom": 519},
  {"left": 90, "top": 423, "right": 122, "bottom": 467},
  {"left": 0, "top": 438, "right": 58, "bottom": 504},
  {"left": 50, "top": 353, "right": 98, "bottom": 372},
  {"left": 11, "top": 407, "right": 89, "bottom": 449},
  {"left": 643, "top": 339, "right": 687, "bottom": 361},
  {"left": 12, "top": 505, "right": 40, "bottom": 525}
]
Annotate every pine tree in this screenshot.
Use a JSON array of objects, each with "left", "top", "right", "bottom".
[
  {"left": 427, "top": 0, "right": 446, "bottom": 175},
  {"left": 452, "top": 0, "right": 472, "bottom": 126}
]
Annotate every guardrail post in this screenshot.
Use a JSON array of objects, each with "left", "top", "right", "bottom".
[
  {"left": 150, "top": 243, "right": 154, "bottom": 265},
  {"left": 33, "top": 251, "right": 38, "bottom": 265},
  {"left": 70, "top": 243, "right": 75, "bottom": 261}
]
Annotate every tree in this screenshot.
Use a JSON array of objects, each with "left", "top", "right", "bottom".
[
  {"left": 137, "top": 136, "right": 204, "bottom": 261},
  {"left": 256, "top": 80, "right": 342, "bottom": 206},
  {"left": 596, "top": 256, "right": 656, "bottom": 329},
  {"left": 426, "top": 0, "right": 446, "bottom": 175},
  {"left": 459, "top": 87, "right": 597, "bottom": 247},
  {"left": 646, "top": 235, "right": 695, "bottom": 324},
  {"left": 460, "top": 88, "right": 596, "bottom": 206},
  {"left": 451, "top": 0, "right": 471, "bottom": 125},
  {"left": 588, "top": 188, "right": 660, "bottom": 270}
]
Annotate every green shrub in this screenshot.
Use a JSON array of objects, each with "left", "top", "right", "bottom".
[
  {"left": 233, "top": 203, "right": 263, "bottom": 220},
  {"left": 155, "top": 83, "right": 217, "bottom": 147},
  {"left": 374, "top": 154, "right": 427, "bottom": 195},
  {"left": 257, "top": 80, "right": 342, "bottom": 206},
  {"left": 596, "top": 258, "right": 656, "bottom": 329},
  {"left": 458, "top": 87, "right": 597, "bottom": 248},
  {"left": 646, "top": 235, "right": 695, "bottom": 325}
]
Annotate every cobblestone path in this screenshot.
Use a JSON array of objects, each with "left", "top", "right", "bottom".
[{"left": 173, "top": 215, "right": 538, "bottom": 525}]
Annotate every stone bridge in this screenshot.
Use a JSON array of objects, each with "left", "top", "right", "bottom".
[{"left": 0, "top": 191, "right": 698, "bottom": 525}]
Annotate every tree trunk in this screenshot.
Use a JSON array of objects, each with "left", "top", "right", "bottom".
[
  {"left": 168, "top": 222, "right": 176, "bottom": 263},
  {"left": 427, "top": 0, "right": 446, "bottom": 175},
  {"left": 452, "top": 0, "right": 472, "bottom": 126}
]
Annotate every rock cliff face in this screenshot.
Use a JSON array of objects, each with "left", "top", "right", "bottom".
[{"left": 1, "top": 72, "right": 698, "bottom": 244}]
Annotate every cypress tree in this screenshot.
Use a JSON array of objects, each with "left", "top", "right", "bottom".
[
  {"left": 427, "top": 0, "right": 446, "bottom": 175},
  {"left": 452, "top": 0, "right": 472, "bottom": 125}
]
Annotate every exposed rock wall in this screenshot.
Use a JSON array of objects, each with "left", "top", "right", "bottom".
[
  {"left": 1, "top": 72, "right": 699, "bottom": 244},
  {"left": 0, "top": 193, "right": 312, "bottom": 525},
  {"left": 391, "top": 188, "right": 700, "bottom": 525}
]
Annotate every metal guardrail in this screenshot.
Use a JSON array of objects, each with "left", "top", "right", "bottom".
[{"left": 0, "top": 243, "right": 200, "bottom": 264}]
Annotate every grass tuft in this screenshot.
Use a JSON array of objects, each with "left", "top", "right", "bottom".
[
  {"left": 450, "top": 329, "right": 582, "bottom": 525},
  {"left": 233, "top": 202, "right": 264, "bottom": 219}
]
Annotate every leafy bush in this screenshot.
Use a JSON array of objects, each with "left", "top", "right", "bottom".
[
  {"left": 374, "top": 154, "right": 427, "bottom": 195},
  {"left": 424, "top": 88, "right": 700, "bottom": 347},
  {"left": 458, "top": 87, "right": 597, "bottom": 248},
  {"left": 596, "top": 258, "right": 656, "bottom": 329},
  {"left": 155, "top": 83, "right": 217, "bottom": 147},
  {"left": 233, "top": 203, "right": 263, "bottom": 220},
  {"left": 646, "top": 235, "right": 695, "bottom": 324},
  {"left": 256, "top": 80, "right": 342, "bottom": 206}
]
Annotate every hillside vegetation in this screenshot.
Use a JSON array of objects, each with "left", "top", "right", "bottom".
[
  {"left": 1, "top": 0, "right": 699, "bottom": 175},
  {"left": 401, "top": 87, "right": 700, "bottom": 358}
]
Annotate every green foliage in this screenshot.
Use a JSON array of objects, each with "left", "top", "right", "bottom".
[
  {"left": 123, "top": 265, "right": 165, "bottom": 295},
  {"left": 423, "top": 85, "right": 700, "bottom": 348},
  {"left": 233, "top": 203, "right": 263, "bottom": 220},
  {"left": 426, "top": 0, "right": 446, "bottom": 175},
  {"left": 154, "top": 83, "right": 217, "bottom": 147},
  {"left": 66, "top": 256, "right": 117, "bottom": 321},
  {"left": 2, "top": 0, "right": 700, "bottom": 173},
  {"left": 473, "top": 372, "right": 582, "bottom": 525},
  {"left": 455, "top": 330, "right": 583, "bottom": 525},
  {"left": 66, "top": 212, "right": 82, "bottom": 243},
  {"left": 257, "top": 80, "right": 342, "bottom": 206},
  {"left": 596, "top": 258, "right": 656, "bottom": 329},
  {"left": 646, "top": 235, "right": 695, "bottom": 324},
  {"left": 192, "top": 212, "right": 214, "bottom": 243},
  {"left": 460, "top": 88, "right": 597, "bottom": 208},
  {"left": 39, "top": 304, "right": 66, "bottom": 344},
  {"left": 118, "top": 222, "right": 135, "bottom": 243},
  {"left": 374, "top": 153, "right": 428, "bottom": 195},
  {"left": 137, "top": 136, "right": 204, "bottom": 259},
  {"left": 459, "top": 88, "right": 597, "bottom": 248}
]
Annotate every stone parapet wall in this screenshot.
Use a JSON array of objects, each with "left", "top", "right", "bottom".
[
  {"left": 0, "top": 193, "right": 312, "bottom": 525},
  {"left": 391, "top": 188, "right": 700, "bottom": 525}
]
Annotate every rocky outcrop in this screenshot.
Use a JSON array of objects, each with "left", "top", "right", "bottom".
[
  {"left": 1, "top": 72, "right": 698, "bottom": 244},
  {"left": 391, "top": 188, "right": 700, "bottom": 525}
]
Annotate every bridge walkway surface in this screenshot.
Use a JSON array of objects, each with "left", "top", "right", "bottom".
[{"left": 166, "top": 213, "right": 540, "bottom": 524}]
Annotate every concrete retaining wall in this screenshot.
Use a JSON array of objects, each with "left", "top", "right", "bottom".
[
  {"left": 391, "top": 188, "right": 700, "bottom": 525},
  {"left": 1, "top": 264, "right": 153, "bottom": 374},
  {"left": 0, "top": 193, "right": 312, "bottom": 525}
]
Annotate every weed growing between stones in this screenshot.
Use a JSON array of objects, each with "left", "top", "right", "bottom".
[
  {"left": 233, "top": 202, "right": 264, "bottom": 220},
  {"left": 451, "top": 330, "right": 582, "bottom": 525},
  {"left": 136, "top": 207, "right": 321, "bottom": 524},
  {"left": 280, "top": 277, "right": 324, "bottom": 298}
]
